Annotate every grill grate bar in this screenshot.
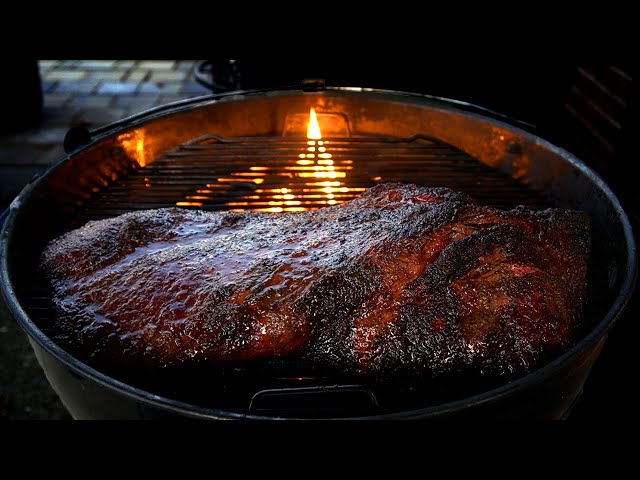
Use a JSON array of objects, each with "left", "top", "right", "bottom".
[{"left": 71, "top": 134, "right": 547, "bottom": 224}]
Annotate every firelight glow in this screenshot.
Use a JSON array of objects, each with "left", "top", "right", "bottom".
[
  {"left": 307, "top": 108, "right": 322, "bottom": 139},
  {"left": 179, "top": 106, "right": 363, "bottom": 212}
]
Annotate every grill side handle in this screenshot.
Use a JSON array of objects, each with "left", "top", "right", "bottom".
[
  {"left": 247, "top": 385, "right": 379, "bottom": 418},
  {"left": 63, "top": 126, "right": 93, "bottom": 154}
]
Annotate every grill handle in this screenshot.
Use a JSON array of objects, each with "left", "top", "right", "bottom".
[
  {"left": 248, "top": 384, "right": 379, "bottom": 418},
  {"left": 63, "top": 126, "right": 93, "bottom": 154}
]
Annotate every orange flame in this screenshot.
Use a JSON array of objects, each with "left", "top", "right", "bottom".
[
  {"left": 307, "top": 108, "right": 321, "bottom": 139},
  {"left": 178, "top": 106, "right": 363, "bottom": 212}
]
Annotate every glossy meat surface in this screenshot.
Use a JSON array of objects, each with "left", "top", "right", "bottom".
[{"left": 41, "top": 183, "right": 590, "bottom": 378}]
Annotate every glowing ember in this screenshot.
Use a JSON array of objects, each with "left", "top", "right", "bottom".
[{"left": 117, "top": 130, "right": 148, "bottom": 167}]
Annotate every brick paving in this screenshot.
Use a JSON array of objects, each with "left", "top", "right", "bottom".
[
  {"left": 0, "top": 60, "right": 210, "bottom": 211},
  {"left": 0, "top": 60, "right": 210, "bottom": 419}
]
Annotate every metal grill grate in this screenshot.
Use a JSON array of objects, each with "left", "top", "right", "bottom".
[{"left": 70, "top": 134, "right": 548, "bottom": 227}]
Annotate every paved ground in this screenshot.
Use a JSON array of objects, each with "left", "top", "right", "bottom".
[
  {"left": 0, "top": 60, "right": 210, "bottom": 420},
  {"left": 0, "top": 60, "right": 210, "bottom": 212}
]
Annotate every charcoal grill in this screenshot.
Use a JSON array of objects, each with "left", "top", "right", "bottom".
[{"left": 0, "top": 86, "right": 635, "bottom": 419}]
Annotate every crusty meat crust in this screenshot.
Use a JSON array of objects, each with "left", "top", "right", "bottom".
[{"left": 41, "top": 183, "right": 590, "bottom": 379}]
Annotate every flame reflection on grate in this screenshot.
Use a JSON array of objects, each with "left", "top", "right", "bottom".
[{"left": 178, "top": 108, "right": 364, "bottom": 213}]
